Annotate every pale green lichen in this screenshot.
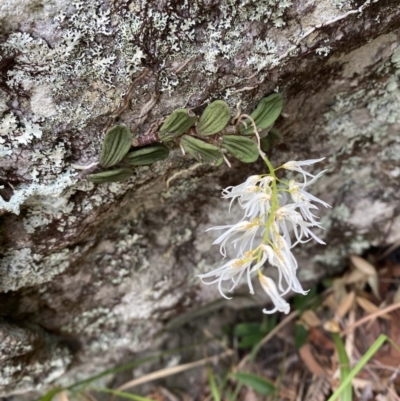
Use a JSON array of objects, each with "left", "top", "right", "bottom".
[
  {"left": 0, "top": 347, "right": 71, "bottom": 391},
  {"left": 0, "top": 169, "right": 77, "bottom": 215},
  {"left": 61, "top": 307, "right": 141, "bottom": 354},
  {"left": 315, "top": 46, "right": 332, "bottom": 57},
  {"left": 0, "top": 247, "right": 76, "bottom": 291},
  {"left": 332, "top": 0, "right": 354, "bottom": 10},
  {"left": 316, "top": 39, "right": 400, "bottom": 268}
]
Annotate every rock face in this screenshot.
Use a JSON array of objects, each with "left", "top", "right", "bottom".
[{"left": 0, "top": 0, "right": 399, "bottom": 396}]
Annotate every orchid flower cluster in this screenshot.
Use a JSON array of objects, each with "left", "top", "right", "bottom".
[{"left": 198, "top": 156, "right": 329, "bottom": 314}]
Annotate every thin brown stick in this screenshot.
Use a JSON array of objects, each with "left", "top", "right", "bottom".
[
  {"left": 236, "top": 310, "right": 299, "bottom": 370},
  {"left": 232, "top": 85, "right": 258, "bottom": 94},
  {"left": 236, "top": 113, "right": 260, "bottom": 147},
  {"left": 104, "top": 69, "right": 149, "bottom": 133},
  {"left": 173, "top": 56, "right": 196, "bottom": 73},
  {"left": 115, "top": 350, "right": 233, "bottom": 393},
  {"left": 131, "top": 92, "right": 160, "bottom": 132},
  {"left": 340, "top": 302, "right": 400, "bottom": 336}
]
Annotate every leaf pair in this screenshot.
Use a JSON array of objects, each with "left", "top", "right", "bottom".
[
  {"left": 240, "top": 93, "right": 283, "bottom": 135},
  {"left": 159, "top": 100, "right": 231, "bottom": 141},
  {"left": 92, "top": 125, "right": 170, "bottom": 183}
]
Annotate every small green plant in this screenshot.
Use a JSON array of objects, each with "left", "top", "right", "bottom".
[
  {"left": 233, "top": 316, "right": 277, "bottom": 351},
  {"left": 78, "top": 93, "right": 283, "bottom": 183}
]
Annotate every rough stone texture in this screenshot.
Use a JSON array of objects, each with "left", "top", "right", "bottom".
[{"left": 0, "top": 0, "right": 400, "bottom": 396}]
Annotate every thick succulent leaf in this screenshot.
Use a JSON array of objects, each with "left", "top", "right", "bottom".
[
  {"left": 197, "top": 100, "right": 231, "bottom": 136},
  {"left": 260, "top": 128, "right": 282, "bottom": 152},
  {"left": 99, "top": 125, "right": 133, "bottom": 167},
  {"left": 159, "top": 109, "right": 196, "bottom": 141},
  {"left": 241, "top": 94, "right": 283, "bottom": 135},
  {"left": 221, "top": 135, "right": 259, "bottom": 163},
  {"left": 87, "top": 168, "right": 133, "bottom": 183},
  {"left": 124, "top": 145, "right": 169, "bottom": 165},
  {"left": 180, "top": 135, "right": 223, "bottom": 165}
]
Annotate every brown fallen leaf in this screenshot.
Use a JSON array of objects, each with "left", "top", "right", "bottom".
[
  {"left": 356, "top": 296, "right": 391, "bottom": 320},
  {"left": 301, "top": 310, "right": 322, "bottom": 328},
  {"left": 308, "top": 327, "right": 335, "bottom": 351},
  {"left": 335, "top": 291, "right": 355, "bottom": 320},
  {"left": 299, "top": 344, "right": 328, "bottom": 376},
  {"left": 350, "top": 255, "right": 377, "bottom": 276}
]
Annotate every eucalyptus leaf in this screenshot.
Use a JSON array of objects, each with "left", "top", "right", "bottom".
[
  {"left": 124, "top": 145, "right": 169, "bottom": 165},
  {"left": 197, "top": 100, "right": 231, "bottom": 136},
  {"left": 159, "top": 109, "right": 196, "bottom": 141},
  {"left": 241, "top": 93, "right": 283, "bottom": 135},
  {"left": 180, "top": 135, "right": 223, "bottom": 165},
  {"left": 260, "top": 128, "right": 282, "bottom": 152},
  {"left": 221, "top": 135, "right": 258, "bottom": 163},
  {"left": 87, "top": 168, "right": 133, "bottom": 183},
  {"left": 99, "top": 125, "right": 133, "bottom": 167}
]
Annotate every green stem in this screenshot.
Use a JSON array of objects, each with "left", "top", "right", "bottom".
[{"left": 255, "top": 153, "right": 279, "bottom": 264}]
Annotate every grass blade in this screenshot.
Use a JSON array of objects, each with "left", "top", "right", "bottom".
[
  {"left": 207, "top": 365, "right": 221, "bottom": 401},
  {"left": 332, "top": 333, "right": 352, "bottom": 401},
  {"left": 328, "top": 334, "right": 388, "bottom": 401},
  {"left": 94, "top": 388, "right": 156, "bottom": 401},
  {"left": 231, "top": 372, "right": 275, "bottom": 396}
]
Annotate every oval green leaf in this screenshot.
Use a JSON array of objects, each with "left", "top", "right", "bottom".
[
  {"left": 124, "top": 145, "right": 169, "bottom": 165},
  {"left": 221, "top": 135, "right": 258, "bottom": 163},
  {"left": 197, "top": 100, "right": 231, "bottom": 136},
  {"left": 99, "top": 125, "right": 133, "bottom": 167},
  {"left": 180, "top": 135, "right": 222, "bottom": 165},
  {"left": 87, "top": 168, "right": 133, "bottom": 183},
  {"left": 241, "top": 93, "right": 283, "bottom": 135},
  {"left": 159, "top": 109, "right": 196, "bottom": 141}
]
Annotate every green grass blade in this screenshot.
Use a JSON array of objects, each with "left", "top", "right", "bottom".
[
  {"left": 387, "top": 337, "right": 400, "bottom": 353},
  {"left": 332, "top": 333, "right": 352, "bottom": 401},
  {"left": 94, "top": 387, "right": 156, "bottom": 401},
  {"left": 328, "top": 334, "right": 388, "bottom": 401},
  {"left": 231, "top": 372, "right": 275, "bottom": 396},
  {"left": 207, "top": 365, "right": 221, "bottom": 401},
  {"left": 230, "top": 383, "right": 243, "bottom": 401}
]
